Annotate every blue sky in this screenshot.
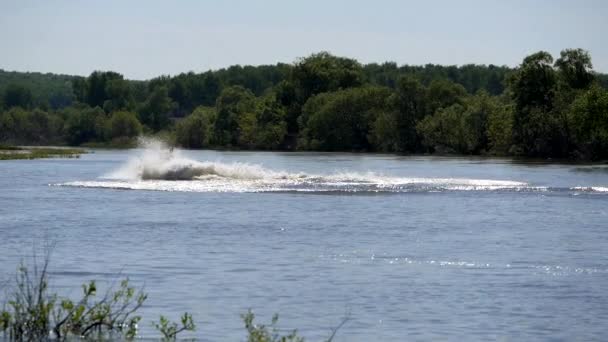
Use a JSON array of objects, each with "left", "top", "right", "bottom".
[{"left": 1, "top": 0, "right": 606, "bottom": 79}]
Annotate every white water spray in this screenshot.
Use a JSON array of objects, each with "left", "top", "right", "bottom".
[{"left": 55, "top": 138, "right": 607, "bottom": 194}]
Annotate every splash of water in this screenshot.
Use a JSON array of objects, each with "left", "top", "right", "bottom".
[
  {"left": 105, "top": 138, "right": 292, "bottom": 181},
  {"left": 55, "top": 138, "right": 607, "bottom": 194}
]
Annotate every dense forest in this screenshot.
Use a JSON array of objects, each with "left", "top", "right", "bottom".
[{"left": 1, "top": 49, "right": 607, "bottom": 160}]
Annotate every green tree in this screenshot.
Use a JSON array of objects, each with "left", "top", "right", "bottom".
[
  {"left": 199, "top": 72, "right": 222, "bottom": 106},
  {"left": 254, "top": 96, "right": 287, "bottom": 149},
  {"left": 371, "top": 76, "right": 429, "bottom": 152},
  {"left": 105, "top": 111, "right": 142, "bottom": 141},
  {"left": 487, "top": 99, "right": 514, "bottom": 155},
  {"left": 138, "top": 86, "right": 174, "bottom": 131},
  {"left": 300, "top": 86, "right": 391, "bottom": 150},
  {"left": 509, "top": 51, "right": 560, "bottom": 156},
  {"left": 3, "top": 84, "right": 33, "bottom": 109},
  {"left": 554, "top": 48, "right": 594, "bottom": 90},
  {"left": 426, "top": 79, "right": 467, "bottom": 115},
  {"left": 64, "top": 106, "right": 105, "bottom": 145},
  {"left": 417, "top": 92, "right": 506, "bottom": 154},
  {"left": 174, "top": 107, "right": 215, "bottom": 148},
  {"left": 570, "top": 85, "right": 608, "bottom": 160},
  {"left": 71, "top": 77, "right": 87, "bottom": 103},
  {"left": 417, "top": 104, "right": 467, "bottom": 153},
  {"left": 0, "top": 108, "right": 64, "bottom": 144},
  {"left": 291, "top": 52, "right": 363, "bottom": 101},
  {"left": 103, "top": 78, "right": 135, "bottom": 112},
  {"left": 285, "top": 52, "right": 364, "bottom": 134},
  {"left": 84, "top": 71, "right": 127, "bottom": 109},
  {"left": 237, "top": 111, "right": 258, "bottom": 148},
  {"left": 274, "top": 80, "right": 299, "bottom": 133},
  {"left": 213, "top": 86, "right": 256, "bottom": 146}
]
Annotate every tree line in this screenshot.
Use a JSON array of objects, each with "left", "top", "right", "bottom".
[{"left": 1, "top": 49, "right": 607, "bottom": 160}]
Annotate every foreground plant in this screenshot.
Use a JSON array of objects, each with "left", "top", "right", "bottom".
[
  {"left": 242, "top": 310, "right": 349, "bottom": 342},
  {"left": 153, "top": 312, "right": 196, "bottom": 341},
  {"left": 242, "top": 310, "right": 304, "bottom": 342},
  {"left": 1, "top": 251, "right": 346, "bottom": 341},
  {"left": 0, "top": 253, "right": 193, "bottom": 341}
]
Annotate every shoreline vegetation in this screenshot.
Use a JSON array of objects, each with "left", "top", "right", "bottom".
[
  {"left": 0, "top": 251, "right": 346, "bottom": 341},
  {"left": 1, "top": 49, "right": 608, "bottom": 161},
  {"left": 0, "top": 145, "right": 85, "bottom": 160}
]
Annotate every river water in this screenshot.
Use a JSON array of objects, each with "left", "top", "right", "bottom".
[{"left": 1, "top": 142, "right": 607, "bottom": 341}]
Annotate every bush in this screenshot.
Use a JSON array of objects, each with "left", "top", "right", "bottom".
[
  {"left": 106, "top": 111, "right": 142, "bottom": 140},
  {"left": 64, "top": 106, "right": 105, "bottom": 145},
  {"left": 570, "top": 84, "right": 608, "bottom": 160},
  {"left": 174, "top": 107, "right": 215, "bottom": 148},
  {"left": 0, "top": 252, "right": 194, "bottom": 341},
  {"left": 0, "top": 251, "right": 351, "bottom": 341},
  {"left": 299, "top": 87, "right": 392, "bottom": 151}
]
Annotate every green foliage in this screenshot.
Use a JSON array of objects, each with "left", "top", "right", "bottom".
[
  {"left": 487, "top": 100, "right": 514, "bottom": 155},
  {"left": 77, "top": 71, "right": 133, "bottom": 111},
  {"left": 510, "top": 51, "right": 557, "bottom": 111},
  {"left": 1, "top": 49, "right": 607, "bottom": 159},
  {"left": 253, "top": 96, "right": 288, "bottom": 149},
  {"left": 299, "top": 86, "right": 392, "bottom": 151},
  {"left": 0, "top": 107, "right": 64, "bottom": 145},
  {"left": 569, "top": 84, "right": 608, "bottom": 160},
  {"left": 167, "top": 72, "right": 222, "bottom": 114},
  {"left": 555, "top": 48, "right": 594, "bottom": 90},
  {"left": 2, "top": 83, "right": 33, "bottom": 109},
  {"left": 0, "top": 255, "right": 350, "bottom": 341},
  {"left": 138, "top": 86, "right": 174, "bottom": 131},
  {"left": 291, "top": 52, "right": 363, "bottom": 102},
  {"left": 105, "top": 111, "right": 142, "bottom": 141},
  {"left": 426, "top": 79, "right": 468, "bottom": 115},
  {"left": 242, "top": 310, "right": 304, "bottom": 342},
  {"left": 214, "top": 86, "right": 256, "bottom": 146},
  {"left": 416, "top": 92, "right": 508, "bottom": 154},
  {"left": 370, "top": 77, "right": 468, "bottom": 153},
  {"left": 64, "top": 106, "right": 106, "bottom": 145},
  {"left": 279, "top": 52, "right": 364, "bottom": 134},
  {"left": 0, "top": 70, "right": 74, "bottom": 110},
  {"left": 103, "top": 78, "right": 135, "bottom": 112},
  {"left": 363, "top": 62, "right": 510, "bottom": 95},
  {"left": 153, "top": 312, "right": 196, "bottom": 341},
  {"left": 175, "top": 106, "right": 216, "bottom": 148},
  {"left": 1, "top": 255, "right": 148, "bottom": 341},
  {"left": 241, "top": 310, "right": 348, "bottom": 342},
  {"left": 374, "top": 76, "right": 429, "bottom": 152},
  {"left": 509, "top": 51, "right": 558, "bottom": 156},
  {"left": 417, "top": 104, "right": 467, "bottom": 154}
]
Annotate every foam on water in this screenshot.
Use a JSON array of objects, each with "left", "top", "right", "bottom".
[
  {"left": 56, "top": 139, "right": 608, "bottom": 194},
  {"left": 105, "top": 138, "right": 288, "bottom": 181},
  {"left": 572, "top": 186, "right": 608, "bottom": 193}
]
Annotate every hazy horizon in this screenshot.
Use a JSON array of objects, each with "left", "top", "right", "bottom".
[
  {"left": 1, "top": 0, "right": 607, "bottom": 79},
  {"left": 0, "top": 54, "right": 533, "bottom": 81}
]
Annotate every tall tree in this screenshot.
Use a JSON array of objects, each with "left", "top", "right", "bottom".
[
  {"left": 570, "top": 85, "right": 608, "bottom": 160},
  {"left": 138, "top": 86, "right": 174, "bottom": 131},
  {"left": 3, "top": 83, "right": 33, "bottom": 109},
  {"left": 213, "top": 86, "right": 256, "bottom": 146},
  {"left": 380, "top": 76, "right": 429, "bottom": 152},
  {"left": 555, "top": 48, "right": 594, "bottom": 90},
  {"left": 300, "top": 86, "right": 391, "bottom": 150},
  {"left": 509, "top": 51, "right": 559, "bottom": 156}
]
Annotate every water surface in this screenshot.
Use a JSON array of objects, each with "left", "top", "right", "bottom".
[{"left": 1, "top": 146, "right": 607, "bottom": 341}]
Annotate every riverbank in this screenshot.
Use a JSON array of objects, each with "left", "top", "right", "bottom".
[{"left": 0, "top": 145, "right": 86, "bottom": 160}]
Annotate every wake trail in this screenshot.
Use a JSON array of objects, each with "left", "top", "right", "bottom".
[{"left": 54, "top": 138, "right": 608, "bottom": 195}]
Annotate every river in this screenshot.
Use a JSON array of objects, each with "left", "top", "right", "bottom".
[{"left": 1, "top": 142, "right": 607, "bottom": 341}]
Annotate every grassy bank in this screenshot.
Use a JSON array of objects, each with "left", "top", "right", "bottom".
[{"left": 0, "top": 145, "right": 86, "bottom": 160}]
